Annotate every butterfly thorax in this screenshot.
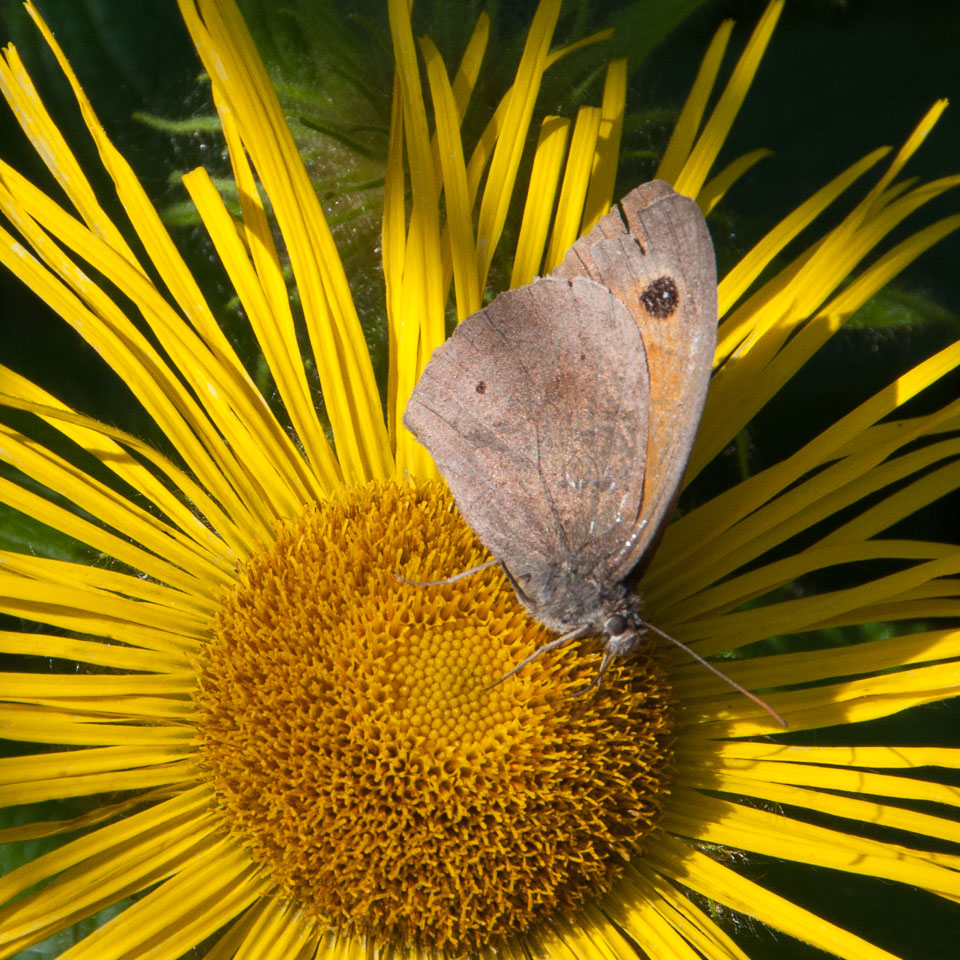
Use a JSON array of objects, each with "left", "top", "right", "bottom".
[{"left": 505, "top": 560, "right": 647, "bottom": 658}]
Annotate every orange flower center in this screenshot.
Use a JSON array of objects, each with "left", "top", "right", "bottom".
[{"left": 196, "top": 479, "right": 673, "bottom": 952}]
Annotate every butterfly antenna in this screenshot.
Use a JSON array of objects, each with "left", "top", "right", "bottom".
[
  {"left": 393, "top": 558, "right": 499, "bottom": 588},
  {"left": 486, "top": 625, "right": 589, "bottom": 691},
  {"left": 645, "top": 622, "right": 787, "bottom": 728}
]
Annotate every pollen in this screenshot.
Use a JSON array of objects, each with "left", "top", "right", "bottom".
[{"left": 195, "top": 480, "right": 673, "bottom": 953}]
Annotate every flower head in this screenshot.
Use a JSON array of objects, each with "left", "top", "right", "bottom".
[{"left": 1, "top": 1, "right": 959, "bottom": 959}]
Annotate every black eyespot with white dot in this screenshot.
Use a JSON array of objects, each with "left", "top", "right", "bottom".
[{"left": 639, "top": 276, "right": 679, "bottom": 318}]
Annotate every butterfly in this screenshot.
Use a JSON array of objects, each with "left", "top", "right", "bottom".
[{"left": 404, "top": 180, "right": 784, "bottom": 725}]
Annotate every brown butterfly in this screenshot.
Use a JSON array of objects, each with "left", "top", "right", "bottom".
[{"left": 404, "top": 181, "right": 785, "bottom": 726}]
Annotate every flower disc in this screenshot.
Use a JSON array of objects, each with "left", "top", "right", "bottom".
[{"left": 196, "top": 480, "right": 674, "bottom": 951}]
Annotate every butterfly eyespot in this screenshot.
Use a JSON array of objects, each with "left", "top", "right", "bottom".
[
  {"left": 639, "top": 275, "right": 679, "bottom": 318},
  {"left": 475, "top": 381, "right": 487, "bottom": 394}
]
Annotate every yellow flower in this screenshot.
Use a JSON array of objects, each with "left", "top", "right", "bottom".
[{"left": 1, "top": 1, "right": 959, "bottom": 958}]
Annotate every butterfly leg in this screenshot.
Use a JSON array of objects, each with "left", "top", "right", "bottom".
[
  {"left": 486, "top": 624, "right": 591, "bottom": 690},
  {"left": 393, "top": 557, "right": 499, "bottom": 588}
]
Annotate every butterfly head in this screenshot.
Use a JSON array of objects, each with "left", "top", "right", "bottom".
[{"left": 602, "top": 609, "right": 647, "bottom": 659}]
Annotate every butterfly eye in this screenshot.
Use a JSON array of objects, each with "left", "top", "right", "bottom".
[{"left": 605, "top": 614, "right": 631, "bottom": 636}]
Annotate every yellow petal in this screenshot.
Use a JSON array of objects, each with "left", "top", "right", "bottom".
[
  {"left": 0, "top": 704, "right": 192, "bottom": 747},
  {"left": 663, "top": 537, "right": 956, "bottom": 626},
  {"left": 647, "top": 835, "right": 902, "bottom": 960},
  {"left": 0, "top": 761, "right": 199, "bottom": 806},
  {"left": 612, "top": 865, "right": 749, "bottom": 959},
  {"left": 654, "top": 341, "right": 960, "bottom": 598},
  {"left": 420, "top": 35, "right": 481, "bottom": 321},
  {"left": 0, "top": 787, "right": 211, "bottom": 911},
  {"left": 383, "top": 81, "right": 407, "bottom": 455},
  {"left": 0, "top": 745, "right": 193, "bottom": 788},
  {"left": 665, "top": 789, "right": 960, "bottom": 896},
  {"left": 717, "top": 147, "right": 890, "bottom": 341},
  {"left": 0, "top": 206, "right": 275, "bottom": 543},
  {"left": 673, "top": 0, "right": 784, "bottom": 198},
  {"left": 180, "top": 165, "right": 341, "bottom": 494},
  {"left": 0, "top": 572, "right": 201, "bottom": 656},
  {"left": 680, "top": 626, "right": 960, "bottom": 697},
  {"left": 698, "top": 148, "right": 773, "bottom": 215},
  {"left": 386, "top": 0, "right": 445, "bottom": 476},
  {"left": 1, "top": 672, "right": 195, "bottom": 703},
  {"left": 581, "top": 58, "right": 627, "bottom": 233},
  {"left": 474, "top": 0, "right": 561, "bottom": 289},
  {"left": 687, "top": 764, "right": 960, "bottom": 846},
  {"left": 209, "top": 898, "right": 322, "bottom": 960},
  {"left": 0, "top": 787, "right": 178, "bottom": 844},
  {"left": 656, "top": 18, "right": 734, "bottom": 186},
  {"left": 178, "top": 0, "right": 393, "bottom": 483},
  {"left": 544, "top": 106, "right": 602, "bottom": 271},
  {"left": 510, "top": 115, "right": 570, "bottom": 286},
  {"left": 0, "top": 369, "right": 249, "bottom": 562},
  {"left": 0, "top": 551, "right": 213, "bottom": 626},
  {"left": 684, "top": 741, "right": 960, "bottom": 772},
  {"left": 0, "top": 631, "right": 184, "bottom": 674},
  {"left": 3, "top": 835, "right": 261, "bottom": 960}
]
